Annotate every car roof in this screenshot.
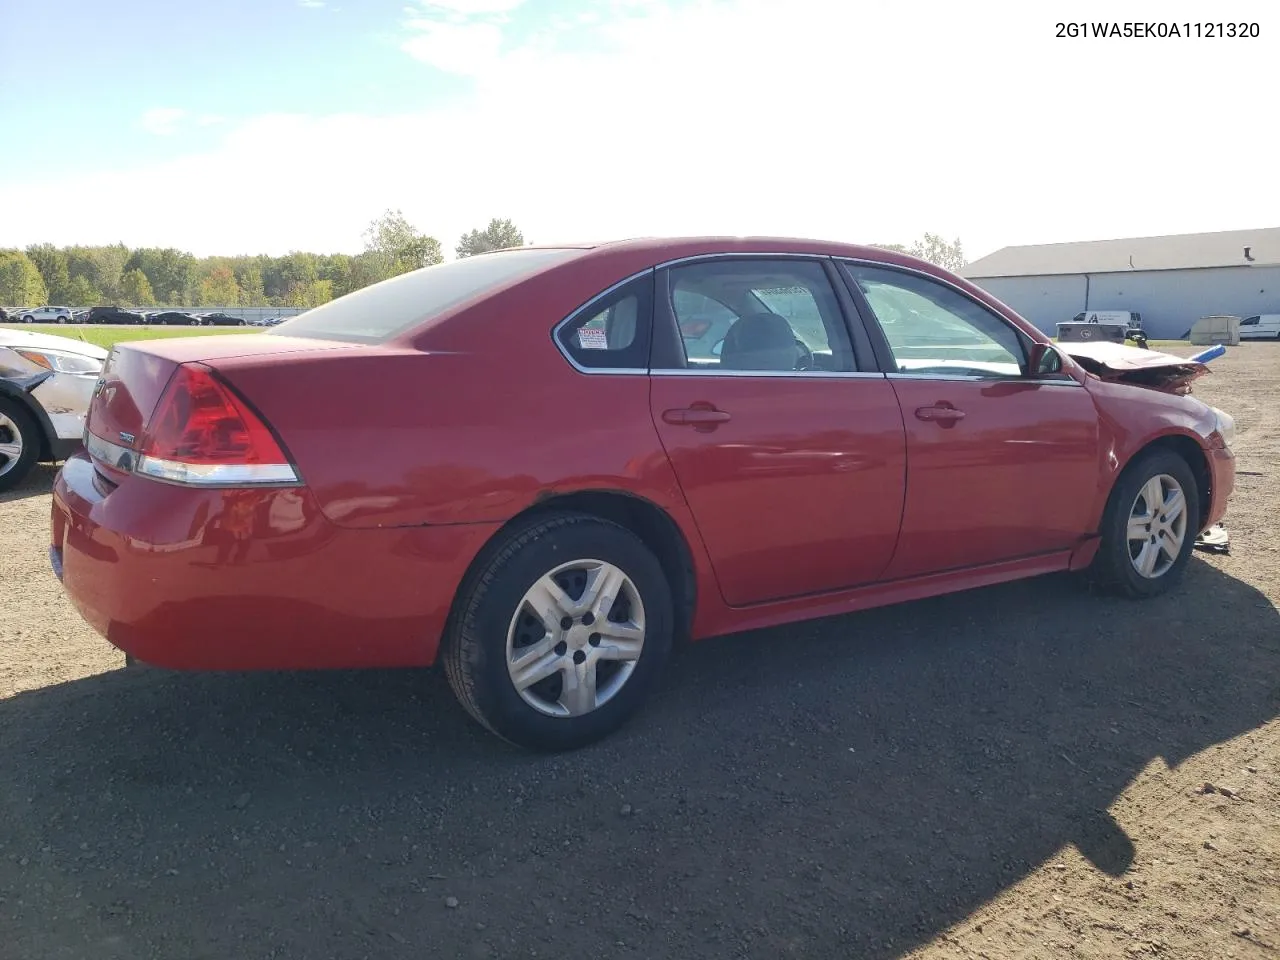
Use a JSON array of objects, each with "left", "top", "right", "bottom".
[{"left": 493, "top": 235, "right": 947, "bottom": 279}]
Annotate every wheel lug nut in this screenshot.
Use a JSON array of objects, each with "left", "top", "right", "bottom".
[
  {"left": 581, "top": 612, "right": 595, "bottom": 626},
  {"left": 560, "top": 617, "right": 572, "bottom": 630},
  {"left": 572, "top": 650, "right": 586, "bottom": 665},
  {"left": 589, "top": 633, "right": 601, "bottom": 647},
  {"left": 554, "top": 641, "right": 567, "bottom": 656}
]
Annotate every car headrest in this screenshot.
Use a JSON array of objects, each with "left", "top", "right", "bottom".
[{"left": 720, "top": 312, "right": 796, "bottom": 371}]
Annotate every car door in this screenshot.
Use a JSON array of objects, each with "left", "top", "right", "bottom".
[
  {"left": 839, "top": 261, "right": 1102, "bottom": 580},
  {"left": 648, "top": 257, "right": 907, "bottom": 607}
]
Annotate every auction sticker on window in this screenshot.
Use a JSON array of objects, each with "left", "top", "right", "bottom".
[{"left": 578, "top": 327, "right": 609, "bottom": 350}]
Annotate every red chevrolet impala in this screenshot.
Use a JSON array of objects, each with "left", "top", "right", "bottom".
[{"left": 51, "top": 238, "right": 1235, "bottom": 750}]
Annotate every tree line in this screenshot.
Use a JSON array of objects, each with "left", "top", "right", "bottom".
[
  {"left": 0, "top": 216, "right": 965, "bottom": 311},
  {"left": 0, "top": 213, "right": 525, "bottom": 310}
]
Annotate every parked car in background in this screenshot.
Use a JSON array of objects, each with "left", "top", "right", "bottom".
[
  {"left": 249, "top": 316, "right": 288, "bottom": 327},
  {"left": 0, "top": 327, "right": 107, "bottom": 491},
  {"left": 148, "top": 311, "right": 202, "bottom": 326},
  {"left": 1239, "top": 315, "right": 1280, "bottom": 340},
  {"left": 199, "top": 312, "right": 249, "bottom": 326},
  {"left": 17, "top": 305, "right": 73, "bottom": 324},
  {"left": 84, "top": 306, "right": 146, "bottom": 326},
  {"left": 51, "top": 238, "right": 1236, "bottom": 751},
  {"left": 1073, "top": 310, "right": 1143, "bottom": 330}
]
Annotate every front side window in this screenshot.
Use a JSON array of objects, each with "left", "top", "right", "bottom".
[
  {"left": 659, "top": 259, "right": 855, "bottom": 373},
  {"left": 843, "top": 263, "right": 1025, "bottom": 378}
]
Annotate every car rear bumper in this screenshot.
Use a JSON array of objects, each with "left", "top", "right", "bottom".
[{"left": 50, "top": 452, "right": 498, "bottom": 670}]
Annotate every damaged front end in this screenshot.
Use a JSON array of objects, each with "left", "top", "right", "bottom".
[{"left": 1059, "top": 341, "right": 1211, "bottom": 396}]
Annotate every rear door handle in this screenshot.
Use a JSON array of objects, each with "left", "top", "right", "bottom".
[
  {"left": 914, "top": 404, "right": 966, "bottom": 423},
  {"left": 662, "top": 406, "right": 732, "bottom": 426}
]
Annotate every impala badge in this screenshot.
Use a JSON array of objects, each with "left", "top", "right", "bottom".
[{"left": 119, "top": 431, "right": 136, "bottom": 445}]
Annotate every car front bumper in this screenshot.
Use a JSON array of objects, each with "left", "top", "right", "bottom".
[
  {"left": 31, "top": 371, "right": 97, "bottom": 442},
  {"left": 1206, "top": 444, "right": 1234, "bottom": 529},
  {"left": 50, "top": 452, "right": 498, "bottom": 670}
]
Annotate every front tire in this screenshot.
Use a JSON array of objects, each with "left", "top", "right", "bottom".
[
  {"left": 442, "top": 512, "right": 674, "bottom": 751},
  {"left": 0, "top": 399, "right": 40, "bottom": 493},
  {"left": 1091, "top": 449, "right": 1200, "bottom": 598}
]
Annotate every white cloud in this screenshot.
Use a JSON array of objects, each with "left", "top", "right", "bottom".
[
  {"left": 138, "top": 107, "right": 188, "bottom": 136},
  {"left": 8, "top": 0, "right": 1280, "bottom": 258},
  {"left": 196, "top": 114, "right": 226, "bottom": 127},
  {"left": 298, "top": 0, "right": 325, "bottom": 8},
  {"left": 401, "top": 19, "right": 504, "bottom": 75},
  {"left": 414, "top": 0, "right": 525, "bottom": 12}
]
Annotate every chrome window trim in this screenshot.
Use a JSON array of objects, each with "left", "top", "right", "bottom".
[
  {"left": 551, "top": 268, "right": 655, "bottom": 376},
  {"left": 886, "top": 372, "right": 1083, "bottom": 387},
  {"left": 550, "top": 251, "right": 1069, "bottom": 380},
  {"left": 652, "top": 369, "right": 887, "bottom": 380}
]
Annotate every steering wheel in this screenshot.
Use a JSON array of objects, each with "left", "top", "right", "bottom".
[{"left": 793, "top": 338, "right": 815, "bottom": 371}]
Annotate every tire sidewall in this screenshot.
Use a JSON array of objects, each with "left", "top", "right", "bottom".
[
  {"left": 1100, "top": 449, "right": 1201, "bottom": 597},
  {"left": 456, "top": 517, "right": 674, "bottom": 751},
  {"left": 0, "top": 398, "right": 41, "bottom": 492}
]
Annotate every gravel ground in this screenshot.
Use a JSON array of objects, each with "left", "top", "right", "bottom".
[{"left": 1, "top": 344, "right": 1277, "bottom": 960}]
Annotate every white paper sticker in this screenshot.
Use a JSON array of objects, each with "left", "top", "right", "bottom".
[{"left": 577, "top": 327, "right": 609, "bottom": 350}]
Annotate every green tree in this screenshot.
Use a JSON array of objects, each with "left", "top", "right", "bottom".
[
  {"left": 455, "top": 217, "right": 524, "bottom": 258},
  {"left": 25, "top": 244, "right": 72, "bottom": 303},
  {"left": 0, "top": 250, "right": 48, "bottom": 306},
  {"left": 873, "top": 234, "right": 965, "bottom": 272},
  {"left": 65, "top": 275, "right": 102, "bottom": 306},
  {"left": 198, "top": 265, "right": 241, "bottom": 306},
  {"left": 363, "top": 209, "right": 442, "bottom": 277},
  {"left": 120, "top": 268, "right": 157, "bottom": 307},
  {"left": 125, "top": 247, "right": 196, "bottom": 304},
  {"left": 909, "top": 233, "right": 965, "bottom": 272},
  {"left": 237, "top": 266, "right": 268, "bottom": 306},
  {"left": 286, "top": 278, "right": 333, "bottom": 308}
]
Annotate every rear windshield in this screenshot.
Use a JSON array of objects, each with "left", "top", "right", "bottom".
[{"left": 271, "top": 248, "right": 581, "bottom": 343}]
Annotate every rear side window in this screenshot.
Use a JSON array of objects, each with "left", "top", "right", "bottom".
[
  {"left": 555, "top": 273, "right": 653, "bottom": 371},
  {"left": 273, "top": 248, "right": 580, "bottom": 343}
]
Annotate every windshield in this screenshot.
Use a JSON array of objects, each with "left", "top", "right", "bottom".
[{"left": 271, "top": 248, "right": 581, "bottom": 343}]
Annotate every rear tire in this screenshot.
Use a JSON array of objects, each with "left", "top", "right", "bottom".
[
  {"left": 0, "top": 399, "right": 41, "bottom": 493},
  {"left": 1091, "top": 449, "right": 1199, "bottom": 598},
  {"left": 442, "top": 512, "right": 674, "bottom": 751}
]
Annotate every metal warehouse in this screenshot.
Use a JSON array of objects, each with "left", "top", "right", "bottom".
[{"left": 961, "top": 227, "right": 1280, "bottom": 340}]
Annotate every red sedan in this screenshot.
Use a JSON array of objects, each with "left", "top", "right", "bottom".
[{"left": 51, "top": 238, "right": 1236, "bottom": 750}]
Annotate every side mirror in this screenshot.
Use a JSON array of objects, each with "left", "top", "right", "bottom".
[{"left": 1027, "top": 342, "right": 1064, "bottom": 377}]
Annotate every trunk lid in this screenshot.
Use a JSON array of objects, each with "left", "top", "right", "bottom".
[{"left": 84, "top": 334, "right": 354, "bottom": 464}]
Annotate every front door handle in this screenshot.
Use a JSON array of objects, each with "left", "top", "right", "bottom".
[
  {"left": 662, "top": 406, "right": 732, "bottom": 427},
  {"left": 914, "top": 404, "right": 966, "bottom": 423}
]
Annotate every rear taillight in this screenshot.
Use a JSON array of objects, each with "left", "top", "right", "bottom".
[{"left": 132, "top": 363, "right": 299, "bottom": 486}]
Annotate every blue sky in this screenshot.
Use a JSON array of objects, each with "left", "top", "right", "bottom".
[{"left": 1, "top": 0, "right": 1278, "bottom": 259}]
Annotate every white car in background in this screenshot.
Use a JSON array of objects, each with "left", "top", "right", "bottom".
[
  {"left": 17, "top": 305, "right": 74, "bottom": 324},
  {"left": 1239, "top": 314, "right": 1280, "bottom": 340},
  {"left": 0, "top": 328, "right": 107, "bottom": 491}
]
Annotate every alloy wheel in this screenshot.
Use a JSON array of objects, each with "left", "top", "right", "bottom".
[
  {"left": 505, "top": 559, "right": 646, "bottom": 718},
  {"left": 0, "top": 412, "right": 25, "bottom": 477},
  {"left": 1127, "top": 474, "right": 1188, "bottom": 578}
]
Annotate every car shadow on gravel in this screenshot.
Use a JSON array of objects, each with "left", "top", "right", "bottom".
[
  {"left": 0, "top": 462, "right": 56, "bottom": 503},
  {"left": 1, "top": 559, "right": 1277, "bottom": 960}
]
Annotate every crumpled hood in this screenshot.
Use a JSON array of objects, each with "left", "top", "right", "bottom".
[
  {"left": 0, "top": 328, "right": 109, "bottom": 360},
  {"left": 1060, "top": 341, "right": 1209, "bottom": 395}
]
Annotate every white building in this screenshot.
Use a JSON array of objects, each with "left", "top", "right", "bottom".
[{"left": 961, "top": 227, "right": 1280, "bottom": 340}]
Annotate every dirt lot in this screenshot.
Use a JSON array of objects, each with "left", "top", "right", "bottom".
[{"left": 1, "top": 344, "right": 1277, "bottom": 960}]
